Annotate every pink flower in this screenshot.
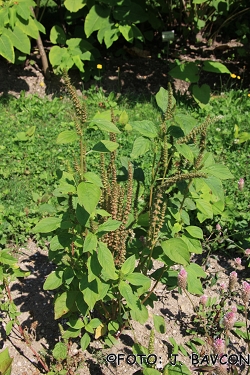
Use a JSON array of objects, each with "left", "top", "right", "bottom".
[
  {"left": 234, "top": 257, "right": 241, "bottom": 266},
  {"left": 238, "top": 178, "right": 244, "bottom": 191},
  {"left": 229, "top": 271, "right": 238, "bottom": 291},
  {"left": 178, "top": 269, "right": 187, "bottom": 290},
  {"left": 245, "top": 249, "right": 250, "bottom": 256},
  {"left": 216, "top": 223, "right": 222, "bottom": 231},
  {"left": 242, "top": 281, "right": 250, "bottom": 305},
  {"left": 231, "top": 305, "right": 237, "bottom": 313},
  {"left": 213, "top": 338, "right": 225, "bottom": 356},
  {"left": 200, "top": 295, "right": 208, "bottom": 306},
  {"left": 220, "top": 283, "right": 226, "bottom": 291},
  {"left": 222, "top": 311, "right": 237, "bottom": 330}
]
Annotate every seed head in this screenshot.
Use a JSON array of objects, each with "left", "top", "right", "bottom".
[
  {"left": 242, "top": 281, "right": 250, "bottom": 305},
  {"left": 222, "top": 311, "right": 237, "bottom": 331},
  {"left": 178, "top": 269, "right": 187, "bottom": 290},
  {"left": 213, "top": 338, "right": 225, "bottom": 356},
  {"left": 200, "top": 295, "right": 208, "bottom": 306},
  {"left": 229, "top": 271, "right": 238, "bottom": 291}
]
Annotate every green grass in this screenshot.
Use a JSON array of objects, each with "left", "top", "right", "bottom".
[{"left": 0, "top": 88, "right": 249, "bottom": 251}]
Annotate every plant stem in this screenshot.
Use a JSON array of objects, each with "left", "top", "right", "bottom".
[{"left": 141, "top": 267, "right": 166, "bottom": 305}]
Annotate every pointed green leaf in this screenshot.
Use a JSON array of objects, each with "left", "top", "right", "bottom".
[
  {"left": 131, "top": 136, "right": 151, "bottom": 159},
  {"left": 85, "top": 4, "right": 110, "bottom": 38},
  {"left": 54, "top": 291, "right": 78, "bottom": 319},
  {"left": 97, "top": 219, "right": 121, "bottom": 233},
  {"left": 121, "top": 255, "right": 135, "bottom": 275},
  {"left": 65, "top": 0, "right": 86, "bottom": 12},
  {"left": 119, "top": 280, "right": 138, "bottom": 309},
  {"left": 5, "top": 26, "right": 30, "bottom": 54},
  {"left": 0, "top": 34, "right": 14, "bottom": 62},
  {"left": 52, "top": 342, "right": 67, "bottom": 361},
  {"left": 57, "top": 130, "right": 78, "bottom": 144},
  {"left": 77, "top": 182, "right": 101, "bottom": 214},
  {"left": 192, "top": 84, "right": 210, "bottom": 105},
  {"left": 156, "top": 86, "right": 176, "bottom": 113},
  {"left": 83, "top": 172, "right": 103, "bottom": 187},
  {"left": 50, "top": 25, "right": 66, "bottom": 45},
  {"left": 92, "top": 140, "right": 119, "bottom": 152},
  {"left": 80, "top": 333, "right": 91, "bottom": 351},
  {"left": 98, "top": 242, "right": 117, "bottom": 280},
  {"left": 43, "top": 271, "right": 63, "bottom": 290},
  {"left": 201, "top": 164, "right": 234, "bottom": 180},
  {"left": 0, "top": 348, "right": 13, "bottom": 375},
  {"left": 203, "top": 61, "right": 231, "bottom": 74},
  {"left": 153, "top": 314, "right": 166, "bottom": 334},
  {"left": 169, "top": 62, "right": 199, "bottom": 83},
  {"left": 196, "top": 199, "right": 213, "bottom": 219},
  {"left": 175, "top": 144, "right": 194, "bottom": 163},
  {"left": 130, "top": 120, "right": 158, "bottom": 138},
  {"left": 91, "top": 118, "right": 120, "bottom": 133},
  {"left": 33, "top": 217, "right": 61, "bottom": 233},
  {"left": 119, "top": 110, "right": 129, "bottom": 125},
  {"left": 83, "top": 233, "right": 97, "bottom": 253},
  {"left": 182, "top": 234, "right": 202, "bottom": 254},
  {"left": 185, "top": 226, "right": 203, "bottom": 239},
  {"left": 161, "top": 238, "right": 189, "bottom": 265}
]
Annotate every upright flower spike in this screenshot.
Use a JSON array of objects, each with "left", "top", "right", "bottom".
[
  {"left": 213, "top": 338, "right": 225, "bottom": 356},
  {"left": 234, "top": 257, "right": 241, "bottom": 267},
  {"left": 229, "top": 271, "right": 238, "bottom": 291},
  {"left": 178, "top": 269, "right": 187, "bottom": 290},
  {"left": 199, "top": 295, "right": 207, "bottom": 306},
  {"left": 242, "top": 281, "right": 250, "bottom": 305},
  {"left": 222, "top": 311, "right": 237, "bottom": 331},
  {"left": 238, "top": 178, "right": 244, "bottom": 191}
]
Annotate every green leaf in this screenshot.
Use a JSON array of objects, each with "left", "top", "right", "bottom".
[
  {"left": 182, "top": 234, "right": 202, "bottom": 254},
  {"left": 143, "top": 368, "right": 161, "bottom": 375},
  {"left": 91, "top": 118, "right": 120, "bottom": 133},
  {"left": 155, "top": 86, "right": 176, "bottom": 113},
  {"left": 52, "top": 342, "right": 67, "bottom": 361},
  {"left": 92, "top": 140, "right": 119, "bottom": 153},
  {"left": 186, "top": 263, "right": 206, "bottom": 295},
  {"left": 43, "top": 271, "right": 63, "bottom": 290},
  {"left": 33, "top": 217, "right": 61, "bottom": 233},
  {"left": 54, "top": 291, "right": 78, "bottom": 319},
  {"left": 196, "top": 199, "right": 213, "bottom": 219},
  {"left": 64, "top": 0, "right": 86, "bottom": 12},
  {"left": 175, "top": 144, "right": 194, "bottom": 163},
  {"left": 201, "top": 164, "right": 234, "bottom": 180},
  {"left": 85, "top": 4, "right": 110, "bottom": 38},
  {"left": 0, "top": 34, "right": 14, "bottom": 62},
  {"left": 57, "top": 130, "right": 78, "bottom": 144},
  {"left": 119, "top": 24, "right": 133, "bottom": 42},
  {"left": 169, "top": 62, "right": 199, "bottom": 83},
  {"left": 203, "top": 61, "right": 231, "bottom": 74},
  {"left": 97, "top": 219, "right": 121, "bottom": 233},
  {"left": 126, "top": 273, "right": 151, "bottom": 288},
  {"left": 192, "top": 84, "right": 210, "bottom": 105},
  {"left": 131, "top": 136, "right": 151, "bottom": 159},
  {"left": 0, "top": 348, "right": 13, "bottom": 375},
  {"left": 130, "top": 120, "right": 158, "bottom": 138},
  {"left": 164, "top": 363, "right": 191, "bottom": 375},
  {"left": 153, "top": 314, "right": 166, "bottom": 334},
  {"left": 119, "top": 110, "right": 129, "bottom": 125},
  {"left": 161, "top": 238, "right": 190, "bottom": 265},
  {"left": 82, "top": 233, "right": 97, "bottom": 253},
  {"left": 80, "top": 333, "right": 91, "bottom": 351},
  {"left": 121, "top": 255, "right": 135, "bottom": 275},
  {"left": 185, "top": 226, "right": 203, "bottom": 239},
  {"left": 50, "top": 25, "right": 66, "bottom": 45},
  {"left": 77, "top": 182, "right": 101, "bottom": 214},
  {"left": 98, "top": 242, "right": 117, "bottom": 280},
  {"left": 83, "top": 172, "right": 103, "bottom": 187},
  {"left": 130, "top": 303, "right": 149, "bottom": 324},
  {"left": 5, "top": 26, "right": 30, "bottom": 54},
  {"left": 118, "top": 280, "right": 138, "bottom": 310}
]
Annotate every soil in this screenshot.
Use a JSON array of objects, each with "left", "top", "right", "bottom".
[{"left": 0, "top": 40, "right": 250, "bottom": 375}]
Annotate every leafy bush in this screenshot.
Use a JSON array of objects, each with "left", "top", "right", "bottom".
[{"left": 33, "top": 74, "right": 233, "bottom": 367}]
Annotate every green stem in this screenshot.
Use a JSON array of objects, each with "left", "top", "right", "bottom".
[{"left": 141, "top": 266, "right": 166, "bottom": 305}]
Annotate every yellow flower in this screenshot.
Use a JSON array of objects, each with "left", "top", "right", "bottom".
[
  {"left": 40, "top": 81, "right": 45, "bottom": 87},
  {"left": 97, "top": 64, "right": 102, "bottom": 69},
  {"left": 231, "top": 73, "right": 236, "bottom": 78},
  {"left": 248, "top": 93, "right": 250, "bottom": 97},
  {"left": 237, "top": 76, "right": 241, "bottom": 79}
]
